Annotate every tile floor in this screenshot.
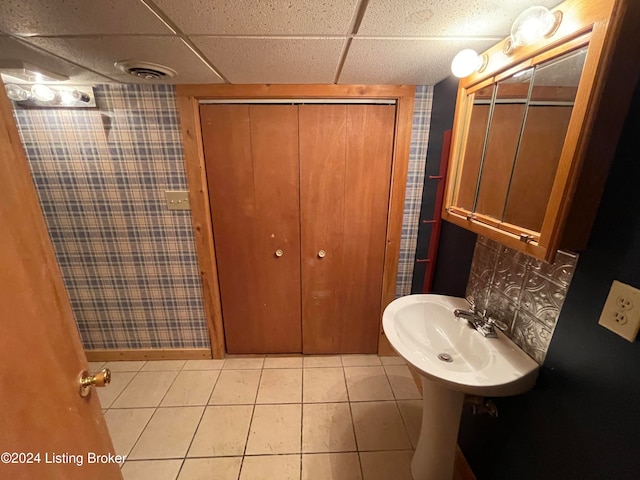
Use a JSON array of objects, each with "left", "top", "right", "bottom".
[{"left": 92, "top": 355, "right": 423, "bottom": 480}]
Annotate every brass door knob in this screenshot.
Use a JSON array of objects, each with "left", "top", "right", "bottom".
[
  {"left": 275, "top": 249, "right": 284, "bottom": 257},
  {"left": 318, "top": 250, "right": 326, "bottom": 258},
  {"left": 79, "top": 368, "right": 111, "bottom": 398}
]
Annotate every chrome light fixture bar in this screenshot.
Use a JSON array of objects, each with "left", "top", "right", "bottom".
[{"left": 5, "top": 84, "right": 96, "bottom": 108}]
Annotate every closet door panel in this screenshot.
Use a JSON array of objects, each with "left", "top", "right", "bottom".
[
  {"left": 299, "top": 105, "right": 347, "bottom": 353},
  {"left": 201, "top": 105, "right": 301, "bottom": 353},
  {"left": 342, "top": 105, "right": 395, "bottom": 352},
  {"left": 300, "top": 105, "right": 395, "bottom": 353}
]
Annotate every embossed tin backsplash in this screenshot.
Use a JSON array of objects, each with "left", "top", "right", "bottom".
[{"left": 466, "top": 236, "right": 578, "bottom": 364}]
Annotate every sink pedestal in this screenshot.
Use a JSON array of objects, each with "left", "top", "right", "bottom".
[{"left": 412, "top": 376, "right": 465, "bottom": 480}]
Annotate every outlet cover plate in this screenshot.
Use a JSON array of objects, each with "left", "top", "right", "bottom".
[
  {"left": 165, "top": 190, "right": 190, "bottom": 210},
  {"left": 598, "top": 280, "right": 640, "bottom": 342}
]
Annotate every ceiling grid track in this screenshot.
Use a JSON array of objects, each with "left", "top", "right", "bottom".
[
  {"left": 333, "top": 0, "right": 370, "bottom": 84},
  {"left": 138, "top": 0, "right": 230, "bottom": 83}
]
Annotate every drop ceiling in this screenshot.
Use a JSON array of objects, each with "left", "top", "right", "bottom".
[{"left": 0, "top": 0, "right": 561, "bottom": 85}]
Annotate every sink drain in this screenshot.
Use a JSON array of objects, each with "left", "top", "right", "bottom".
[{"left": 438, "top": 353, "right": 453, "bottom": 363}]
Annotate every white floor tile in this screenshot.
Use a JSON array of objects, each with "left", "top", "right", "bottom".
[
  {"left": 188, "top": 405, "right": 253, "bottom": 457},
  {"left": 360, "top": 450, "right": 413, "bottom": 480},
  {"left": 112, "top": 371, "right": 178, "bottom": 408},
  {"left": 264, "top": 356, "right": 303, "bottom": 369},
  {"left": 179, "top": 457, "right": 242, "bottom": 480},
  {"left": 96, "top": 372, "right": 136, "bottom": 408},
  {"left": 209, "top": 369, "right": 261, "bottom": 405},
  {"left": 303, "top": 367, "right": 348, "bottom": 403},
  {"left": 104, "top": 361, "right": 147, "bottom": 372},
  {"left": 302, "top": 453, "right": 362, "bottom": 480},
  {"left": 223, "top": 357, "right": 264, "bottom": 369},
  {"left": 344, "top": 367, "right": 394, "bottom": 402},
  {"left": 121, "top": 460, "right": 181, "bottom": 480},
  {"left": 240, "top": 455, "right": 301, "bottom": 480},
  {"left": 183, "top": 359, "right": 225, "bottom": 370},
  {"left": 384, "top": 365, "right": 421, "bottom": 400},
  {"left": 350, "top": 401, "right": 412, "bottom": 451},
  {"left": 128, "top": 406, "right": 204, "bottom": 460},
  {"left": 256, "top": 368, "right": 302, "bottom": 404},
  {"left": 396, "top": 400, "right": 422, "bottom": 448},
  {"left": 303, "top": 356, "right": 342, "bottom": 368},
  {"left": 141, "top": 360, "right": 186, "bottom": 371},
  {"left": 105, "top": 408, "right": 154, "bottom": 457},
  {"left": 302, "top": 403, "right": 356, "bottom": 453},
  {"left": 246, "top": 404, "right": 301, "bottom": 455},
  {"left": 161, "top": 370, "right": 219, "bottom": 406},
  {"left": 341, "top": 355, "right": 381, "bottom": 367}
]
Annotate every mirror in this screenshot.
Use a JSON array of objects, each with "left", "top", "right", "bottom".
[
  {"left": 455, "top": 85, "right": 493, "bottom": 211},
  {"left": 502, "top": 47, "right": 588, "bottom": 231},
  {"left": 451, "top": 44, "right": 588, "bottom": 233},
  {"left": 475, "top": 69, "right": 532, "bottom": 220}
]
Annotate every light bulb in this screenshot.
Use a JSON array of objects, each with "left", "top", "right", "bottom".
[
  {"left": 31, "top": 84, "right": 56, "bottom": 102},
  {"left": 511, "top": 6, "right": 557, "bottom": 47},
  {"left": 5, "top": 84, "right": 30, "bottom": 102},
  {"left": 451, "top": 49, "right": 481, "bottom": 78}
]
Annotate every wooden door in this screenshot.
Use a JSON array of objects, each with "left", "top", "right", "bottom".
[
  {"left": 0, "top": 85, "right": 120, "bottom": 479},
  {"left": 201, "top": 105, "right": 302, "bottom": 354},
  {"left": 299, "top": 105, "right": 395, "bottom": 353}
]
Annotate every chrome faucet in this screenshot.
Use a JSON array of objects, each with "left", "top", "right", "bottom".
[{"left": 454, "top": 297, "right": 507, "bottom": 338}]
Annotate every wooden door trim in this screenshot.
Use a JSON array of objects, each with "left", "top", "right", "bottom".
[{"left": 176, "top": 85, "right": 416, "bottom": 358}]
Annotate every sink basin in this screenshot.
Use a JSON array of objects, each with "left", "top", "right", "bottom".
[
  {"left": 382, "top": 294, "right": 539, "bottom": 480},
  {"left": 383, "top": 294, "right": 538, "bottom": 396}
]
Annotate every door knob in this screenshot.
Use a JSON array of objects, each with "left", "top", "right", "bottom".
[
  {"left": 275, "top": 249, "right": 284, "bottom": 257},
  {"left": 79, "top": 368, "right": 111, "bottom": 398},
  {"left": 318, "top": 250, "right": 326, "bottom": 258}
]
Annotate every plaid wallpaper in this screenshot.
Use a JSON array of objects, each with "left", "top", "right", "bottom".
[
  {"left": 396, "top": 85, "right": 434, "bottom": 297},
  {"left": 13, "top": 84, "right": 209, "bottom": 350},
  {"left": 13, "top": 83, "right": 431, "bottom": 350}
]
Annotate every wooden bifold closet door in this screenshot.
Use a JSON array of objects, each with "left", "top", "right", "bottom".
[{"left": 201, "top": 103, "right": 395, "bottom": 354}]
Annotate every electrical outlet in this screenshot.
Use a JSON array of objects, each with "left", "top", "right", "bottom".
[{"left": 598, "top": 280, "right": 640, "bottom": 342}]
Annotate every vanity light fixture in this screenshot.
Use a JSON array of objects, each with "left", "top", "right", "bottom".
[
  {"left": 4, "top": 84, "right": 96, "bottom": 108},
  {"left": 31, "top": 84, "right": 56, "bottom": 102},
  {"left": 451, "top": 49, "right": 489, "bottom": 78},
  {"left": 450, "top": 5, "right": 563, "bottom": 77},
  {"left": 504, "top": 6, "right": 563, "bottom": 55},
  {"left": 4, "top": 84, "right": 30, "bottom": 102}
]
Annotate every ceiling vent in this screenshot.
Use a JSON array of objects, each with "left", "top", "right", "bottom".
[{"left": 114, "top": 60, "right": 177, "bottom": 81}]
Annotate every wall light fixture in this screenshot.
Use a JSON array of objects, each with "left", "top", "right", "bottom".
[
  {"left": 450, "top": 5, "right": 563, "bottom": 78},
  {"left": 4, "top": 84, "right": 96, "bottom": 108}
]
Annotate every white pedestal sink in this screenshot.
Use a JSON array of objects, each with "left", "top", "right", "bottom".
[{"left": 382, "top": 294, "right": 539, "bottom": 480}]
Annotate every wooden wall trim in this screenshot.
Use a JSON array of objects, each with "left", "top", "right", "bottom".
[
  {"left": 176, "top": 95, "right": 226, "bottom": 359},
  {"left": 85, "top": 348, "right": 212, "bottom": 361},
  {"left": 176, "top": 84, "right": 416, "bottom": 356},
  {"left": 378, "top": 94, "right": 415, "bottom": 355}
]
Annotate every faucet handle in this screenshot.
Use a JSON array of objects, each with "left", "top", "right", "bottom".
[
  {"left": 466, "top": 296, "right": 476, "bottom": 312},
  {"left": 486, "top": 317, "right": 509, "bottom": 332}
]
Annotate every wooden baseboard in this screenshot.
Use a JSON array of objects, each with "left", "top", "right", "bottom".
[
  {"left": 407, "top": 364, "right": 477, "bottom": 480},
  {"left": 84, "top": 348, "right": 212, "bottom": 361}
]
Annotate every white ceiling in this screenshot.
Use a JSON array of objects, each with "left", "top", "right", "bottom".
[{"left": 0, "top": 0, "right": 561, "bottom": 85}]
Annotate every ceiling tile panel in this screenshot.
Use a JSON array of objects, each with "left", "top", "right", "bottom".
[
  {"left": 358, "top": 0, "right": 561, "bottom": 37},
  {"left": 0, "top": 0, "right": 172, "bottom": 36},
  {"left": 154, "top": 0, "right": 357, "bottom": 35},
  {"left": 0, "top": 36, "right": 112, "bottom": 84},
  {"left": 340, "top": 38, "right": 497, "bottom": 85},
  {"left": 22, "top": 36, "right": 224, "bottom": 84},
  {"left": 193, "top": 37, "right": 344, "bottom": 83}
]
